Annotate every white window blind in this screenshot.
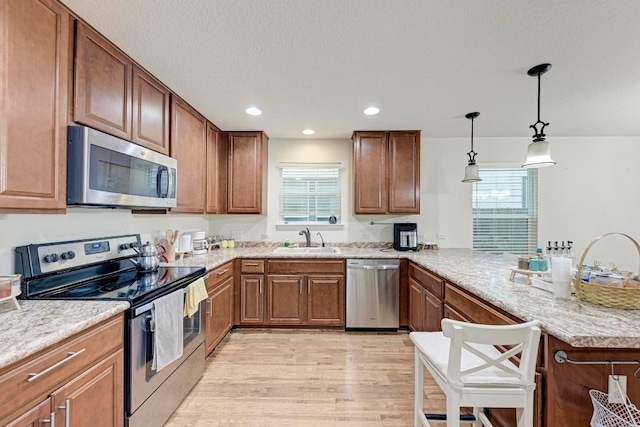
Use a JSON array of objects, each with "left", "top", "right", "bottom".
[
  {"left": 472, "top": 168, "right": 538, "bottom": 255},
  {"left": 279, "top": 164, "right": 341, "bottom": 224}
]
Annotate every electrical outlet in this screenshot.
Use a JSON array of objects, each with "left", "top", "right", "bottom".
[
  {"left": 437, "top": 233, "right": 447, "bottom": 239},
  {"left": 608, "top": 375, "right": 627, "bottom": 404},
  {"left": 231, "top": 230, "right": 243, "bottom": 240},
  {"left": 359, "top": 232, "right": 369, "bottom": 239}
]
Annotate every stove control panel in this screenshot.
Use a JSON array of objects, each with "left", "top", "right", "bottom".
[{"left": 24, "top": 234, "right": 141, "bottom": 275}]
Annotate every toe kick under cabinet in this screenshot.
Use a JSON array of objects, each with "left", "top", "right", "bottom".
[
  {"left": 0, "top": 314, "right": 124, "bottom": 427},
  {"left": 239, "top": 259, "right": 345, "bottom": 327}
]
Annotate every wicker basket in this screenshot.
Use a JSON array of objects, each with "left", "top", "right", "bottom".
[{"left": 573, "top": 233, "right": 640, "bottom": 310}]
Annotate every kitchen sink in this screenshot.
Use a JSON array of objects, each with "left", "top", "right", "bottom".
[{"left": 272, "top": 246, "right": 341, "bottom": 254}]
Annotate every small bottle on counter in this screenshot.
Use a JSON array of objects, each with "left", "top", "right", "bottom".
[{"left": 284, "top": 239, "right": 290, "bottom": 247}]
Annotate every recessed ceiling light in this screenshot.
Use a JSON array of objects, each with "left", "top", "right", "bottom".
[
  {"left": 364, "top": 106, "right": 380, "bottom": 115},
  {"left": 245, "top": 107, "right": 262, "bottom": 116},
  {"left": 302, "top": 129, "right": 315, "bottom": 135}
]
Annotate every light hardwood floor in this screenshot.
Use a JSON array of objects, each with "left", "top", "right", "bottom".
[{"left": 165, "top": 329, "right": 445, "bottom": 427}]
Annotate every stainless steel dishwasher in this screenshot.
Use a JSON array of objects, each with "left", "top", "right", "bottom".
[{"left": 346, "top": 259, "right": 400, "bottom": 329}]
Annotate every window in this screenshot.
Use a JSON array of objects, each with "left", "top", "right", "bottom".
[
  {"left": 472, "top": 168, "right": 538, "bottom": 255},
  {"left": 279, "top": 164, "right": 341, "bottom": 224}
]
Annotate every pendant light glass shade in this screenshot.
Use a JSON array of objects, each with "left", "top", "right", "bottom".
[
  {"left": 522, "top": 140, "right": 555, "bottom": 168},
  {"left": 462, "top": 112, "right": 482, "bottom": 183},
  {"left": 522, "top": 63, "right": 556, "bottom": 168},
  {"left": 462, "top": 163, "right": 481, "bottom": 182}
]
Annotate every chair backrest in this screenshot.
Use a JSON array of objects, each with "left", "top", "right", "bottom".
[{"left": 441, "top": 318, "right": 541, "bottom": 388}]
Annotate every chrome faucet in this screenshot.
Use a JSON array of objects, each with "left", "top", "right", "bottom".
[
  {"left": 316, "top": 232, "right": 325, "bottom": 247},
  {"left": 299, "top": 227, "right": 311, "bottom": 247}
]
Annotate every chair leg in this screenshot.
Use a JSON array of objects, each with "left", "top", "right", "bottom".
[
  {"left": 472, "top": 407, "right": 483, "bottom": 427},
  {"left": 446, "top": 394, "right": 461, "bottom": 427},
  {"left": 414, "top": 348, "right": 425, "bottom": 427},
  {"left": 516, "top": 396, "right": 534, "bottom": 427}
]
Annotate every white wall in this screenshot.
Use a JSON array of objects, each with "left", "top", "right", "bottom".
[{"left": 2, "top": 135, "right": 639, "bottom": 275}]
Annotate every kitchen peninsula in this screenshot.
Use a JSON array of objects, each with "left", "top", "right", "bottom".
[{"left": 2, "top": 247, "right": 640, "bottom": 426}]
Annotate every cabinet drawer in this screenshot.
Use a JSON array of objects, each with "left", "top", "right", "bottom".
[
  {"left": 0, "top": 314, "right": 123, "bottom": 422},
  {"left": 241, "top": 260, "right": 265, "bottom": 274},
  {"left": 409, "top": 263, "right": 444, "bottom": 298},
  {"left": 445, "top": 283, "right": 517, "bottom": 326},
  {"left": 208, "top": 261, "right": 233, "bottom": 288},
  {"left": 268, "top": 260, "right": 344, "bottom": 274}
]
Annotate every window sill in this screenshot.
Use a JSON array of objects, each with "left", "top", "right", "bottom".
[{"left": 275, "top": 223, "right": 344, "bottom": 231}]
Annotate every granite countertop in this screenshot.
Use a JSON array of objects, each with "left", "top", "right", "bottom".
[
  {"left": 169, "top": 245, "right": 640, "bottom": 348},
  {"left": 0, "top": 300, "right": 129, "bottom": 370}
]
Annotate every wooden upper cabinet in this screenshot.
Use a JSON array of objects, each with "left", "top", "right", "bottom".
[
  {"left": 132, "top": 65, "right": 170, "bottom": 155},
  {"left": 226, "top": 132, "right": 268, "bottom": 214},
  {"left": 388, "top": 131, "right": 420, "bottom": 213},
  {"left": 205, "top": 122, "right": 221, "bottom": 213},
  {"left": 0, "top": 0, "right": 69, "bottom": 212},
  {"left": 352, "top": 130, "right": 420, "bottom": 214},
  {"left": 74, "top": 20, "right": 132, "bottom": 140},
  {"left": 171, "top": 96, "right": 207, "bottom": 213},
  {"left": 353, "top": 132, "right": 388, "bottom": 214}
]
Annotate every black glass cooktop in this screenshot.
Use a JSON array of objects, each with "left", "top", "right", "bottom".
[{"left": 27, "top": 265, "right": 205, "bottom": 306}]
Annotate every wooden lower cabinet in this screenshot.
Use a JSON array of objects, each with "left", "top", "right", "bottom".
[
  {"left": 205, "top": 276, "right": 234, "bottom": 355},
  {"left": 240, "top": 274, "right": 265, "bottom": 324},
  {"left": 408, "top": 263, "right": 444, "bottom": 332},
  {"left": 0, "top": 315, "right": 124, "bottom": 427},
  {"left": 266, "top": 274, "right": 345, "bottom": 326}
]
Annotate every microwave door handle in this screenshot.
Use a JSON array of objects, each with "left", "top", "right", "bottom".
[
  {"left": 156, "top": 166, "right": 169, "bottom": 198},
  {"left": 167, "top": 167, "right": 174, "bottom": 199}
]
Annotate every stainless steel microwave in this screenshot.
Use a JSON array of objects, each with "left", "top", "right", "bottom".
[{"left": 67, "top": 126, "right": 177, "bottom": 209}]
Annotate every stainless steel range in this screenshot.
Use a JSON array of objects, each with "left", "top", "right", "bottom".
[{"left": 15, "top": 234, "right": 207, "bottom": 427}]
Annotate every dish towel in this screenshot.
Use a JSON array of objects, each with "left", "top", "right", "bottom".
[
  {"left": 151, "top": 290, "right": 184, "bottom": 372},
  {"left": 183, "top": 277, "right": 208, "bottom": 318}
]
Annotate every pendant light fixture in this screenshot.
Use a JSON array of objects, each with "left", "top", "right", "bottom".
[
  {"left": 462, "top": 112, "right": 481, "bottom": 183},
  {"left": 522, "top": 63, "right": 556, "bottom": 168}
]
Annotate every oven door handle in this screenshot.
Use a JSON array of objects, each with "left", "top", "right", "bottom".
[{"left": 133, "top": 274, "right": 208, "bottom": 316}]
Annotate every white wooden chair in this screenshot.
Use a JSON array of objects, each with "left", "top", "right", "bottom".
[{"left": 410, "top": 319, "right": 541, "bottom": 427}]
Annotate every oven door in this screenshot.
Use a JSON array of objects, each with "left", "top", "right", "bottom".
[{"left": 127, "top": 288, "right": 205, "bottom": 415}]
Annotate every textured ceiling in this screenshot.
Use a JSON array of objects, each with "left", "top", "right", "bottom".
[{"left": 59, "top": 0, "right": 640, "bottom": 140}]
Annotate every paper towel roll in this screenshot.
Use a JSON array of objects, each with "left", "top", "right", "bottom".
[{"left": 551, "top": 256, "right": 572, "bottom": 284}]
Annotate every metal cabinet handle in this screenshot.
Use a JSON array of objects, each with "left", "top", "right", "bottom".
[
  {"left": 308, "top": 281, "right": 311, "bottom": 294},
  {"left": 244, "top": 263, "right": 259, "bottom": 266},
  {"left": 56, "top": 399, "right": 70, "bottom": 427},
  {"left": 27, "top": 349, "right": 86, "bottom": 382},
  {"left": 216, "top": 269, "right": 229, "bottom": 275},
  {"left": 42, "top": 412, "right": 55, "bottom": 426},
  {"left": 259, "top": 279, "right": 263, "bottom": 294},
  {"left": 299, "top": 281, "right": 302, "bottom": 295},
  {"left": 206, "top": 298, "right": 212, "bottom": 316}
]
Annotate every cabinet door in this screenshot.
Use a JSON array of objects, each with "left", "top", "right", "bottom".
[
  {"left": 0, "top": 0, "right": 68, "bottom": 212},
  {"left": 74, "top": 21, "right": 132, "bottom": 140},
  {"left": 171, "top": 96, "right": 206, "bottom": 213},
  {"left": 307, "top": 275, "right": 344, "bottom": 326},
  {"left": 206, "top": 277, "right": 234, "bottom": 355},
  {"left": 353, "top": 131, "right": 387, "bottom": 214},
  {"left": 240, "top": 275, "right": 264, "bottom": 324},
  {"left": 227, "top": 132, "right": 267, "bottom": 214},
  {"left": 408, "top": 279, "right": 424, "bottom": 331},
  {"left": 423, "top": 290, "right": 443, "bottom": 332},
  {"left": 51, "top": 350, "right": 123, "bottom": 427},
  {"left": 5, "top": 398, "right": 53, "bottom": 427},
  {"left": 267, "top": 275, "right": 304, "bottom": 325},
  {"left": 131, "top": 65, "right": 170, "bottom": 154},
  {"left": 388, "top": 131, "right": 420, "bottom": 213},
  {"left": 205, "top": 122, "right": 221, "bottom": 213}
]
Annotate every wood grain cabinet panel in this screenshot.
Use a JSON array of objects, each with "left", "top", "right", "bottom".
[
  {"left": 226, "top": 132, "right": 268, "bottom": 214},
  {"left": 205, "top": 275, "right": 234, "bottom": 355},
  {"left": 408, "top": 278, "right": 424, "bottom": 331},
  {"left": 132, "top": 65, "right": 170, "bottom": 154},
  {"left": 307, "top": 276, "right": 344, "bottom": 326},
  {"left": 353, "top": 130, "right": 420, "bottom": 214},
  {"left": 240, "top": 275, "right": 265, "bottom": 324},
  {"left": 0, "top": 0, "right": 69, "bottom": 212},
  {"left": 74, "top": 20, "right": 132, "bottom": 140},
  {"left": 267, "top": 275, "right": 305, "bottom": 325},
  {"left": 4, "top": 398, "right": 53, "bottom": 427},
  {"left": 171, "top": 95, "right": 207, "bottom": 213},
  {"left": 205, "top": 122, "right": 221, "bottom": 213}
]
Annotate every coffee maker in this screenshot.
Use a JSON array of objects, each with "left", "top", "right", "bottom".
[{"left": 393, "top": 223, "right": 418, "bottom": 251}]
